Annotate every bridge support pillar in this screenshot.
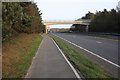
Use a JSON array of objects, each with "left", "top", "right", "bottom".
[
  {"left": 86, "top": 25, "right": 89, "bottom": 32},
  {"left": 45, "top": 25, "right": 48, "bottom": 34}
]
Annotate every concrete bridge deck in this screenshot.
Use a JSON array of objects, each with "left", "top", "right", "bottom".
[
  {"left": 42, "top": 19, "right": 91, "bottom": 33},
  {"left": 43, "top": 19, "right": 91, "bottom": 25}
]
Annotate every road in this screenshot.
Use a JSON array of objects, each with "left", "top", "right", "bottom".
[
  {"left": 25, "top": 34, "right": 79, "bottom": 79},
  {"left": 52, "top": 32, "right": 119, "bottom": 77}
]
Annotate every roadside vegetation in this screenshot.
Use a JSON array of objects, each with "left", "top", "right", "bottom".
[
  {"left": 2, "top": 1, "right": 44, "bottom": 78},
  {"left": 86, "top": 34, "right": 120, "bottom": 40},
  {"left": 89, "top": 9, "right": 119, "bottom": 33},
  {"left": 2, "top": 2, "right": 45, "bottom": 42},
  {"left": 71, "top": 8, "right": 119, "bottom": 34},
  {"left": 75, "top": 32, "right": 120, "bottom": 40},
  {"left": 2, "top": 33, "right": 43, "bottom": 78},
  {"left": 48, "top": 34, "right": 112, "bottom": 79}
]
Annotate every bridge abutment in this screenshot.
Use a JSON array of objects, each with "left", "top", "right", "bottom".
[{"left": 45, "top": 25, "right": 48, "bottom": 33}]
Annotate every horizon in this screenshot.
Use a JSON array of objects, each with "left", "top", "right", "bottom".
[{"left": 34, "top": 0, "right": 119, "bottom": 28}]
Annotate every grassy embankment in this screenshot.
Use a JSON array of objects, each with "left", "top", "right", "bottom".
[
  {"left": 48, "top": 34, "right": 112, "bottom": 79},
  {"left": 78, "top": 32, "right": 120, "bottom": 40},
  {"left": 86, "top": 34, "right": 119, "bottom": 40},
  {"left": 2, "top": 33, "right": 43, "bottom": 78}
]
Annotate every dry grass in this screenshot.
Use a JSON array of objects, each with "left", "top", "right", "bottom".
[{"left": 2, "top": 33, "right": 43, "bottom": 78}]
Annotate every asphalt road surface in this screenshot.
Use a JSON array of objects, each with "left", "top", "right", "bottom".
[
  {"left": 53, "top": 32, "right": 119, "bottom": 65},
  {"left": 52, "top": 32, "right": 119, "bottom": 77}
]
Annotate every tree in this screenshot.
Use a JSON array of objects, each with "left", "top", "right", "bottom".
[
  {"left": 89, "top": 9, "right": 119, "bottom": 33},
  {"left": 2, "top": 2, "right": 44, "bottom": 41},
  {"left": 71, "top": 9, "right": 119, "bottom": 33},
  {"left": 81, "top": 11, "right": 94, "bottom": 20}
]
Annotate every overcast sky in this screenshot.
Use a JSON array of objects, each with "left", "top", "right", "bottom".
[{"left": 34, "top": 0, "right": 119, "bottom": 28}]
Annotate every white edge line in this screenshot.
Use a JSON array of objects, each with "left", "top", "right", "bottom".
[
  {"left": 53, "top": 34, "right": 120, "bottom": 68},
  {"left": 52, "top": 38, "right": 81, "bottom": 79}
]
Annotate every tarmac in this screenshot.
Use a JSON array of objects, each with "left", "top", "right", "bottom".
[{"left": 25, "top": 34, "right": 79, "bottom": 79}]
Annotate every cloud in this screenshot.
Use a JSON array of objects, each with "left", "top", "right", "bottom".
[{"left": 117, "top": 1, "right": 120, "bottom": 8}]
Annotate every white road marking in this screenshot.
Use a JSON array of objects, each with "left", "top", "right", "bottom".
[
  {"left": 53, "top": 34, "right": 120, "bottom": 68},
  {"left": 52, "top": 38, "right": 81, "bottom": 79},
  {"left": 96, "top": 41, "right": 102, "bottom": 43}
]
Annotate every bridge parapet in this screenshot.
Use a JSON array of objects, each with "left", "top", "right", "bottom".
[
  {"left": 43, "top": 19, "right": 91, "bottom": 25},
  {"left": 43, "top": 19, "right": 91, "bottom": 23}
]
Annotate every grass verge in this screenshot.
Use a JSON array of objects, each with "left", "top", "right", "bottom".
[
  {"left": 77, "top": 33, "right": 120, "bottom": 40},
  {"left": 48, "top": 33, "right": 112, "bottom": 78},
  {"left": 87, "top": 35, "right": 120, "bottom": 40},
  {"left": 2, "top": 33, "right": 43, "bottom": 78}
]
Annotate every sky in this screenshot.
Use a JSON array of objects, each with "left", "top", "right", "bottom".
[{"left": 34, "top": 0, "right": 119, "bottom": 28}]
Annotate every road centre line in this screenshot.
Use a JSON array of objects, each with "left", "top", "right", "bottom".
[{"left": 96, "top": 41, "right": 102, "bottom": 43}]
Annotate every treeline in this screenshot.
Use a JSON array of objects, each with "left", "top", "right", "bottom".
[
  {"left": 2, "top": 2, "right": 45, "bottom": 41},
  {"left": 90, "top": 9, "right": 119, "bottom": 33},
  {"left": 72, "top": 9, "right": 119, "bottom": 33}
]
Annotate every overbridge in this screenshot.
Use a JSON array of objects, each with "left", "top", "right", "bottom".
[{"left": 42, "top": 19, "right": 91, "bottom": 33}]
